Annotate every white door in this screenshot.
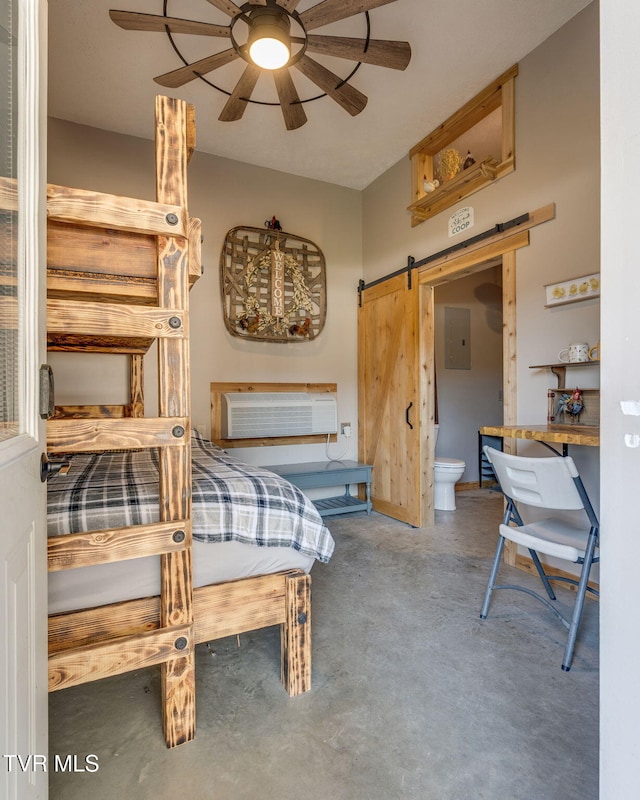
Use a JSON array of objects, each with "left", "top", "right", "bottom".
[{"left": 1, "top": 0, "right": 48, "bottom": 797}]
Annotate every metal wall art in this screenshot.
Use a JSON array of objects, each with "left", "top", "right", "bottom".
[
  {"left": 220, "top": 225, "right": 326, "bottom": 343},
  {"left": 544, "top": 273, "right": 600, "bottom": 307}
]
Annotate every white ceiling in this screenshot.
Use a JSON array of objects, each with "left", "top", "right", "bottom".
[{"left": 48, "top": 0, "right": 593, "bottom": 190}]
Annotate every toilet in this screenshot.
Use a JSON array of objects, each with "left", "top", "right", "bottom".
[{"left": 433, "top": 424, "right": 466, "bottom": 511}]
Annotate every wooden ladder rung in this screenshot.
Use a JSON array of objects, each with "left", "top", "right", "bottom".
[
  {"left": 46, "top": 416, "right": 189, "bottom": 453},
  {"left": 47, "top": 183, "right": 187, "bottom": 239},
  {"left": 48, "top": 520, "right": 192, "bottom": 571},
  {"left": 48, "top": 623, "right": 193, "bottom": 692},
  {"left": 47, "top": 298, "right": 187, "bottom": 339}
]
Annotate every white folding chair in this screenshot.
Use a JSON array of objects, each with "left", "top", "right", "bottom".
[{"left": 480, "top": 446, "right": 599, "bottom": 671}]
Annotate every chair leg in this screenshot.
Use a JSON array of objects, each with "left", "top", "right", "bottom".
[
  {"left": 480, "top": 535, "right": 506, "bottom": 619},
  {"left": 529, "top": 549, "right": 557, "bottom": 600},
  {"left": 561, "top": 532, "right": 598, "bottom": 672}
]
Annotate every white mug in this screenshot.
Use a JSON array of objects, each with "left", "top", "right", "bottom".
[{"left": 558, "top": 342, "right": 590, "bottom": 363}]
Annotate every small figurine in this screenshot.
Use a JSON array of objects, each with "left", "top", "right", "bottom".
[
  {"left": 289, "top": 317, "right": 311, "bottom": 337},
  {"left": 237, "top": 314, "right": 261, "bottom": 333},
  {"left": 557, "top": 388, "right": 585, "bottom": 422},
  {"left": 463, "top": 150, "right": 476, "bottom": 170},
  {"left": 265, "top": 215, "right": 282, "bottom": 231},
  {"left": 423, "top": 176, "right": 440, "bottom": 193}
]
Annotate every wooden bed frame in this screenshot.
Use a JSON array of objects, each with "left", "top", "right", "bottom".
[{"left": 46, "top": 96, "right": 311, "bottom": 748}]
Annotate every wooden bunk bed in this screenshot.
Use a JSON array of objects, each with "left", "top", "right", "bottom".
[{"left": 45, "top": 96, "right": 316, "bottom": 748}]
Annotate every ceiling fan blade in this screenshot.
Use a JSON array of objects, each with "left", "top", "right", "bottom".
[
  {"left": 307, "top": 34, "right": 411, "bottom": 69},
  {"left": 154, "top": 48, "right": 239, "bottom": 88},
  {"left": 294, "top": 54, "right": 367, "bottom": 116},
  {"left": 306, "top": 35, "right": 411, "bottom": 70},
  {"left": 109, "top": 10, "right": 231, "bottom": 38},
  {"left": 273, "top": 69, "right": 308, "bottom": 130},
  {"left": 203, "top": 0, "right": 243, "bottom": 17},
  {"left": 219, "top": 64, "right": 262, "bottom": 122},
  {"left": 277, "top": 0, "right": 303, "bottom": 10},
  {"left": 300, "top": 0, "right": 399, "bottom": 32}
]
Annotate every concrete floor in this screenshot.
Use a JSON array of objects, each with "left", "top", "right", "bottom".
[{"left": 49, "top": 490, "right": 599, "bottom": 799}]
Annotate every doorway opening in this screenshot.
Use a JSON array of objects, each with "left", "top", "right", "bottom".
[
  {"left": 433, "top": 259, "right": 503, "bottom": 489},
  {"left": 418, "top": 243, "right": 519, "bottom": 529},
  {"left": 428, "top": 259, "right": 505, "bottom": 550}
]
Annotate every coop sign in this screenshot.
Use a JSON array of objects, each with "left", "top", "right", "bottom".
[{"left": 448, "top": 206, "right": 474, "bottom": 237}]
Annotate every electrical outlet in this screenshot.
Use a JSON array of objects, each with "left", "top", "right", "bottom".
[{"left": 340, "top": 422, "right": 351, "bottom": 437}]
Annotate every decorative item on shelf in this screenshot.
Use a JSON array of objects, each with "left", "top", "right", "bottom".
[
  {"left": 407, "top": 65, "right": 518, "bottom": 226},
  {"left": 557, "top": 388, "right": 585, "bottom": 423},
  {"left": 558, "top": 342, "right": 590, "bottom": 363},
  {"left": 220, "top": 225, "right": 326, "bottom": 343},
  {"left": 437, "top": 148, "right": 462, "bottom": 182},
  {"left": 544, "top": 273, "right": 600, "bottom": 307},
  {"left": 463, "top": 150, "right": 476, "bottom": 169},
  {"left": 423, "top": 176, "right": 440, "bottom": 193}
]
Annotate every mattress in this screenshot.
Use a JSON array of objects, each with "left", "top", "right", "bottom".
[
  {"left": 48, "top": 541, "right": 314, "bottom": 614},
  {"left": 47, "top": 431, "right": 334, "bottom": 614}
]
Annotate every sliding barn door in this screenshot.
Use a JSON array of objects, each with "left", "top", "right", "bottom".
[{"left": 358, "top": 274, "right": 422, "bottom": 526}]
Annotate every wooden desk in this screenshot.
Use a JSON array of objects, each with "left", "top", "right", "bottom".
[{"left": 479, "top": 424, "right": 599, "bottom": 456}]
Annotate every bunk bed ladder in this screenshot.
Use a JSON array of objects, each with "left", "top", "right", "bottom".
[{"left": 46, "top": 96, "right": 196, "bottom": 747}]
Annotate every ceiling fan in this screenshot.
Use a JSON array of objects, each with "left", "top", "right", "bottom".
[{"left": 109, "top": 0, "right": 412, "bottom": 130}]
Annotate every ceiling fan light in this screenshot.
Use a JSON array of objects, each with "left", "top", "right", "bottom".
[
  {"left": 248, "top": 7, "right": 291, "bottom": 70},
  {"left": 249, "top": 36, "right": 290, "bottom": 70}
]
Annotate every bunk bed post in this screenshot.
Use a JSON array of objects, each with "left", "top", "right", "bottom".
[
  {"left": 155, "top": 95, "right": 196, "bottom": 747},
  {"left": 129, "top": 354, "right": 144, "bottom": 417}
]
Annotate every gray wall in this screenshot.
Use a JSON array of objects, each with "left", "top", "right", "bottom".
[{"left": 47, "top": 121, "right": 363, "bottom": 467}]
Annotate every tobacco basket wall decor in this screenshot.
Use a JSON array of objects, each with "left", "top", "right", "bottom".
[{"left": 220, "top": 225, "right": 326, "bottom": 343}]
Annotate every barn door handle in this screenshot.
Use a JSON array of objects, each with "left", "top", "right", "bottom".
[{"left": 405, "top": 402, "right": 414, "bottom": 429}]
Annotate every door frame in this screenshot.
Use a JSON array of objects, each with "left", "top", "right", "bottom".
[{"left": 417, "top": 235, "right": 525, "bottom": 529}]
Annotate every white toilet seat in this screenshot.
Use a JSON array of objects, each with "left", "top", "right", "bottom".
[{"left": 435, "top": 457, "right": 465, "bottom": 470}]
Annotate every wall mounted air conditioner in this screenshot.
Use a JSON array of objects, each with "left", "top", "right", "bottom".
[{"left": 221, "top": 392, "right": 338, "bottom": 439}]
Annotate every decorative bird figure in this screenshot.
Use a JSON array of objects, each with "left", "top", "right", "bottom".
[
  {"left": 557, "top": 388, "right": 585, "bottom": 423},
  {"left": 289, "top": 317, "right": 311, "bottom": 337},
  {"left": 265, "top": 216, "right": 282, "bottom": 231}
]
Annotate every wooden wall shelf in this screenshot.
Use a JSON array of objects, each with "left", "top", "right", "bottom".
[
  {"left": 408, "top": 157, "right": 499, "bottom": 222},
  {"left": 530, "top": 360, "right": 599, "bottom": 389},
  {"left": 408, "top": 65, "right": 517, "bottom": 226}
]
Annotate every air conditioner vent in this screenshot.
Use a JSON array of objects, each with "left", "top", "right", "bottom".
[{"left": 221, "top": 392, "right": 338, "bottom": 439}]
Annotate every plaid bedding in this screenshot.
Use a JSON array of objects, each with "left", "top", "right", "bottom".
[{"left": 46, "top": 431, "right": 334, "bottom": 564}]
